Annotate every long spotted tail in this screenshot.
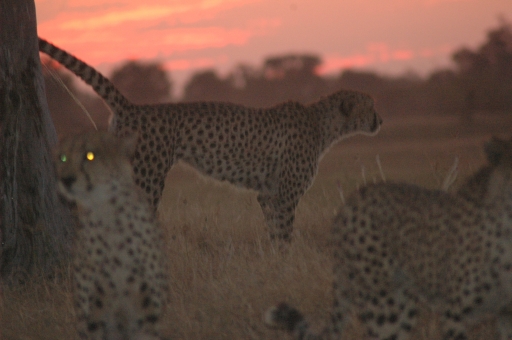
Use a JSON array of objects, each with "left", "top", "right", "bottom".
[
  {"left": 38, "top": 38, "right": 130, "bottom": 116},
  {"left": 264, "top": 302, "right": 325, "bottom": 340}
]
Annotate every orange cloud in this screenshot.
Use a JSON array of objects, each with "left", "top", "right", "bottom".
[
  {"left": 65, "top": 0, "right": 126, "bottom": 6},
  {"left": 319, "top": 43, "right": 445, "bottom": 75},
  {"left": 37, "top": 0, "right": 273, "bottom": 66},
  {"left": 392, "top": 50, "right": 414, "bottom": 61},
  {"left": 38, "top": 24, "right": 265, "bottom": 65},
  {"left": 423, "top": 0, "right": 469, "bottom": 6},
  {"left": 41, "top": 0, "right": 260, "bottom": 31},
  {"left": 367, "top": 43, "right": 391, "bottom": 62},
  {"left": 60, "top": 5, "right": 187, "bottom": 30},
  {"left": 163, "top": 27, "right": 251, "bottom": 48}
]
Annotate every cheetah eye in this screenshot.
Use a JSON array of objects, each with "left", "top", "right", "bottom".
[
  {"left": 85, "top": 151, "right": 95, "bottom": 161},
  {"left": 59, "top": 154, "right": 67, "bottom": 163}
]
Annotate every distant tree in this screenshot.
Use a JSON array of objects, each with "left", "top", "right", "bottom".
[
  {"left": 452, "top": 20, "right": 512, "bottom": 112},
  {"left": 337, "top": 69, "right": 427, "bottom": 115},
  {"left": 229, "top": 63, "right": 260, "bottom": 89},
  {"left": 261, "top": 54, "right": 327, "bottom": 103},
  {"left": 453, "top": 20, "right": 512, "bottom": 76},
  {"left": 182, "top": 55, "right": 329, "bottom": 107},
  {"left": 182, "top": 69, "right": 234, "bottom": 102},
  {"left": 111, "top": 61, "right": 172, "bottom": 104},
  {"left": 338, "top": 69, "right": 385, "bottom": 94},
  {"left": 263, "top": 54, "right": 321, "bottom": 79},
  {"left": 452, "top": 48, "right": 483, "bottom": 74},
  {"left": 0, "top": 0, "right": 74, "bottom": 281}
]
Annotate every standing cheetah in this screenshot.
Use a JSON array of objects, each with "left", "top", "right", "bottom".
[
  {"left": 40, "top": 38, "right": 382, "bottom": 241},
  {"left": 265, "top": 136, "right": 512, "bottom": 339},
  {"left": 55, "top": 131, "right": 169, "bottom": 340}
]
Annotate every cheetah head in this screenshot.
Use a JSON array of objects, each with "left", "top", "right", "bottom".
[
  {"left": 55, "top": 131, "right": 137, "bottom": 207},
  {"left": 326, "top": 90, "right": 382, "bottom": 140}
]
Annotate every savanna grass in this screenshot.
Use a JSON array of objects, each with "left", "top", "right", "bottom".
[{"left": 2, "top": 112, "right": 511, "bottom": 339}]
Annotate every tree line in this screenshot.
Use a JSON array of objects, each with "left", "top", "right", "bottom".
[{"left": 42, "top": 20, "right": 512, "bottom": 139}]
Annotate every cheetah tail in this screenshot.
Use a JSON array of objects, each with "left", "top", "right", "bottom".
[{"left": 38, "top": 37, "right": 130, "bottom": 115}]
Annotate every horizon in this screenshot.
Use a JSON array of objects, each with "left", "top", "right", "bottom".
[{"left": 35, "top": 0, "right": 512, "bottom": 97}]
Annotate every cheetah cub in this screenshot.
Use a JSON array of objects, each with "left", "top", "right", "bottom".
[
  {"left": 265, "top": 136, "right": 512, "bottom": 340},
  {"left": 55, "top": 131, "right": 169, "bottom": 340}
]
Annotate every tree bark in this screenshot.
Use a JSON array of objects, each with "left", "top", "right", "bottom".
[{"left": 0, "top": 0, "right": 74, "bottom": 281}]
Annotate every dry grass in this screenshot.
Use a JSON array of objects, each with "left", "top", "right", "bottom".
[
  {"left": 2, "top": 112, "right": 511, "bottom": 339},
  {"left": 1, "top": 266, "right": 76, "bottom": 340}
]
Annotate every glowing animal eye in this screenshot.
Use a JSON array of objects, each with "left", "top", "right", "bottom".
[
  {"left": 60, "top": 154, "right": 67, "bottom": 163},
  {"left": 86, "top": 152, "right": 95, "bottom": 161}
]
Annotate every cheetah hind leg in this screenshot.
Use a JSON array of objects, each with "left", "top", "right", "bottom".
[{"left": 257, "top": 194, "right": 298, "bottom": 243}]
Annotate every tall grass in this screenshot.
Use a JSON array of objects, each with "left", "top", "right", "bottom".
[{"left": 1, "top": 112, "right": 510, "bottom": 339}]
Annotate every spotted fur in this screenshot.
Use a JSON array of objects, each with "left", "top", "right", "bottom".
[
  {"left": 265, "top": 137, "right": 512, "bottom": 339},
  {"left": 41, "top": 38, "right": 382, "bottom": 241},
  {"left": 55, "top": 131, "right": 169, "bottom": 340}
]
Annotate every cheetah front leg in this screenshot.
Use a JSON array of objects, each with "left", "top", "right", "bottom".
[
  {"left": 257, "top": 193, "right": 299, "bottom": 242},
  {"left": 73, "top": 255, "right": 100, "bottom": 339}
]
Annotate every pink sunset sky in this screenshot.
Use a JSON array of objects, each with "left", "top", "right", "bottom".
[{"left": 36, "top": 0, "right": 512, "bottom": 96}]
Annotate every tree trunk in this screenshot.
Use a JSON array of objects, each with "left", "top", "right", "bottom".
[{"left": 0, "top": 0, "right": 75, "bottom": 281}]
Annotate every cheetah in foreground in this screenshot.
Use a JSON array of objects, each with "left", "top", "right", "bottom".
[
  {"left": 55, "top": 131, "right": 169, "bottom": 340},
  {"left": 40, "top": 38, "right": 382, "bottom": 241},
  {"left": 265, "top": 136, "right": 512, "bottom": 339}
]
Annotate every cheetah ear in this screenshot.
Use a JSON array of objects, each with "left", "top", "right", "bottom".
[
  {"left": 484, "top": 136, "right": 509, "bottom": 166},
  {"left": 120, "top": 133, "right": 138, "bottom": 160}
]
